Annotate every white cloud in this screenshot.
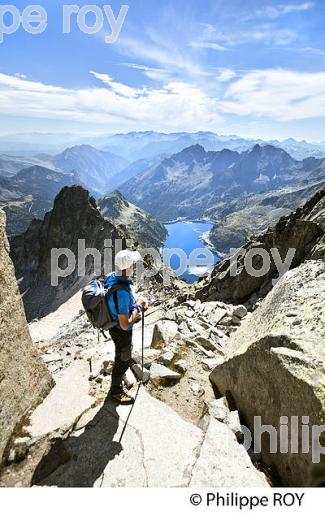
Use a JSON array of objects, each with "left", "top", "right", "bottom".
[
  {"left": 0, "top": 72, "right": 222, "bottom": 131},
  {"left": 189, "top": 41, "right": 227, "bottom": 52},
  {"left": 125, "top": 63, "right": 174, "bottom": 83},
  {"left": 89, "top": 71, "right": 139, "bottom": 97},
  {"left": 218, "top": 69, "right": 237, "bottom": 82},
  {"left": 1, "top": 67, "right": 325, "bottom": 132},
  {"left": 117, "top": 35, "right": 210, "bottom": 79},
  {"left": 255, "top": 2, "right": 314, "bottom": 19},
  {"left": 220, "top": 69, "right": 325, "bottom": 121},
  {"left": 215, "top": 27, "right": 297, "bottom": 46}
]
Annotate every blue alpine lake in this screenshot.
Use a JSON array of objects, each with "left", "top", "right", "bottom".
[{"left": 162, "top": 221, "right": 220, "bottom": 283}]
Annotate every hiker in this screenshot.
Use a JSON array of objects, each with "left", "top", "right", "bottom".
[{"left": 105, "top": 249, "right": 148, "bottom": 405}]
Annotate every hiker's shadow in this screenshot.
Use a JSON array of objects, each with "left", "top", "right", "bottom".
[{"left": 31, "top": 396, "right": 124, "bottom": 487}]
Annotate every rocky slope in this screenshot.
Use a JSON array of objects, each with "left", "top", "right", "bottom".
[
  {"left": 10, "top": 185, "right": 128, "bottom": 321},
  {"left": 0, "top": 166, "right": 80, "bottom": 236},
  {"left": 99, "top": 190, "right": 167, "bottom": 249},
  {"left": 118, "top": 144, "right": 324, "bottom": 221},
  {"left": 0, "top": 210, "right": 53, "bottom": 465},
  {"left": 196, "top": 188, "right": 325, "bottom": 305},
  {"left": 210, "top": 260, "right": 325, "bottom": 486},
  {"left": 206, "top": 179, "right": 325, "bottom": 256},
  {"left": 0, "top": 288, "right": 270, "bottom": 487}
]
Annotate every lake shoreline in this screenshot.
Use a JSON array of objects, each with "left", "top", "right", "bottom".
[
  {"left": 161, "top": 217, "right": 213, "bottom": 226},
  {"left": 162, "top": 221, "right": 221, "bottom": 283}
]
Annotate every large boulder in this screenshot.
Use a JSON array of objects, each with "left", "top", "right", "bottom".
[
  {"left": 210, "top": 260, "right": 325, "bottom": 486},
  {"left": 0, "top": 210, "right": 54, "bottom": 465}
]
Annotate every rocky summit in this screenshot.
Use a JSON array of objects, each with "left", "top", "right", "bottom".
[
  {"left": 99, "top": 190, "right": 167, "bottom": 249},
  {"left": 0, "top": 184, "right": 324, "bottom": 488},
  {"left": 9, "top": 185, "right": 128, "bottom": 321}
]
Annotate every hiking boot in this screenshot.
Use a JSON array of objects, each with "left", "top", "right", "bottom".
[{"left": 109, "top": 390, "right": 135, "bottom": 405}]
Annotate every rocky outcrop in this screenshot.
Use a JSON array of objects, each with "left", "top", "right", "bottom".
[
  {"left": 206, "top": 179, "right": 325, "bottom": 256},
  {"left": 10, "top": 185, "right": 128, "bottom": 321},
  {"left": 99, "top": 190, "right": 167, "bottom": 249},
  {"left": 0, "top": 210, "right": 53, "bottom": 465},
  {"left": 196, "top": 188, "right": 325, "bottom": 305},
  {"left": 210, "top": 260, "right": 325, "bottom": 486}
]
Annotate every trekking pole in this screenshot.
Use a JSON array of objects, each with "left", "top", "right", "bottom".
[{"left": 141, "top": 308, "right": 145, "bottom": 384}]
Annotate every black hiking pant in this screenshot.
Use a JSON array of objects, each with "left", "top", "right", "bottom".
[{"left": 109, "top": 327, "right": 133, "bottom": 394}]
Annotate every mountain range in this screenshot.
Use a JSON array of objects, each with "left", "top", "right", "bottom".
[
  {"left": 51, "top": 145, "right": 128, "bottom": 195},
  {"left": 118, "top": 143, "right": 325, "bottom": 221},
  {"left": 1, "top": 131, "right": 325, "bottom": 162}
]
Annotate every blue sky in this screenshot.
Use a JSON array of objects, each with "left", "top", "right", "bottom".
[{"left": 0, "top": 0, "right": 325, "bottom": 140}]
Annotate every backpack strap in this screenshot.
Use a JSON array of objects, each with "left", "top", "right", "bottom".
[{"left": 108, "top": 282, "right": 130, "bottom": 316}]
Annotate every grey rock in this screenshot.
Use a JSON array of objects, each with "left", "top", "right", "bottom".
[
  {"left": 0, "top": 210, "right": 53, "bottom": 463},
  {"left": 174, "top": 359, "right": 187, "bottom": 374},
  {"left": 184, "top": 300, "right": 196, "bottom": 308},
  {"left": 190, "top": 417, "right": 269, "bottom": 487},
  {"left": 233, "top": 305, "right": 248, "bottom": 319},
  {"left": 207, "top": 398, "right": 229, "bottom": 422},
  {"left": 132, "top": 364, "right": 151, "bottom": 383},
  {"left": 218, "top": 315, "right": 234, "bottom": 327},
  {"left": 225, "top": 410, "right": 244, "bottom": 443},
  {"left": 210, "top": 308, "right": 228, "bottom": 326},
  {"left": 151, "top": 320, "right": 178, "bottom": 349},
  {"left": 195, "top": 335, "right": 218, "bottom": 352},
  {"left": 157, "top": 350, "right": 175, "bottom": 367},
  {"left": 123, "top": 368, "right": 137, "bottom": 389},
  {"left": 201, "top": 357, "right": 224, "bottom": 371},
  {"left": 210, "top": 260, "right": 325, "bottom": 486},
  {"left": 231, "top": 315, "right": 242, "bottom": 326},
  {"left": 150, "top": 363, "right": 181, "bottom": 384},
  {"left": 190, "top": 383, "right": 205, "bottom": 398}
]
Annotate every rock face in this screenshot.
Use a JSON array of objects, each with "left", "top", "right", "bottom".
[
  {"left": 197, "top": 188, "right": 325, "bottom": 304},
  {"left": 210, "top": 260, "right": 325, "bottom": 486},
  {"left": 10, "top": 185, "right": 128, "bottom": 321},
  {"left": 0, "top": 210, "right": 53, "bottom": 465},
  {"left": 99, "top": 190, "right": 167, "bottom": 249}
]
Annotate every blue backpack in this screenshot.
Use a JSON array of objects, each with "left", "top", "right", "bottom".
[{"left": 82, "top": 277, "right": 130, "bottom": 333}]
